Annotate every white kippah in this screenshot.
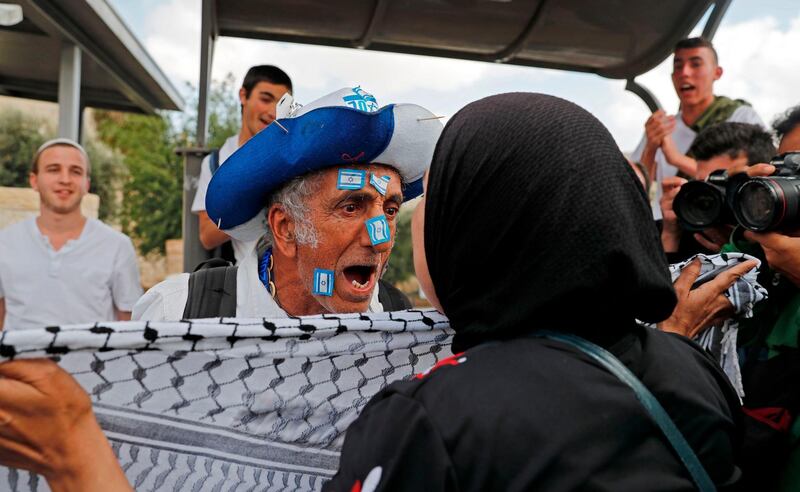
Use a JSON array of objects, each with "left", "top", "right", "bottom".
[{"left": 34, "top": 137, "right": 89, "bottom": 163}]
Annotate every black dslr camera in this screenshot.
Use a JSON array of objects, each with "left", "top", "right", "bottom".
[{"left": 673, "top": 152, "right": 800, "bottom": 232}]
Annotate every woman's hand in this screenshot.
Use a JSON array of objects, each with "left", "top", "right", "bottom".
[
  {"left": 0, "top": 359, "right": 131, "bottom": 492},
  {"left": 658, "top": 258, "right": 758, "bottom": 338}
]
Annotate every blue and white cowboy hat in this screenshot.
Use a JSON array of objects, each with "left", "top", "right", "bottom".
[{"left": 206, "top": 87, "right": 443, "bottom": 242}]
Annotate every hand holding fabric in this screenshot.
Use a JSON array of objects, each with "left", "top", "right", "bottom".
[
  {"left": 0, "top": 359, "right": 131, "bottom": 492},
  {"left": 659, "top": 258, "right": 758, "bottom": 338}
]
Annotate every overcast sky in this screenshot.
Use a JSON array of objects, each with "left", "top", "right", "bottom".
[{"left": 109, "top": 0, "right": 800, "bottom": 152}]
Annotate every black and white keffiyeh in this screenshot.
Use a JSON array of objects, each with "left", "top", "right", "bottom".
[
  {"left": 666, "top": 252, "right": 768, "bottom": 398},
  {"left": 0, "top": 310, "right": 453, "bottom": 491}
]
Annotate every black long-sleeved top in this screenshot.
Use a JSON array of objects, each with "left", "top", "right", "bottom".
[{"left": 325, "top": 325, "right": 742, "bottom": 492}]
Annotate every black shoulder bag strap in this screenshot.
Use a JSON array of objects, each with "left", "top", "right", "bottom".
[
  {"left": 377, "top": 279, "right": 413, "bottom": 311},
  {"left": 534, "top": 330, "right": 716, "bottom": 492},
  {"left": 182, "top": 263, "right": 238, "bottom": 319},
  {"left": 208, "top": 148, "right": 221, "bottom": 174}
]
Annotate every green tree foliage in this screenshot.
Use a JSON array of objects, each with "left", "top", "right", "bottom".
[
  {"left": 383, "top": 206, "right": 416, "bottom": 284},
  {"left": 0, "top": 109, "right": 124, "bottom": 222},
  {"left": 92, "top": 74, "right": 241, "bottom": 255},
  {"left": 0, "top": 110, "right": 49, "bottom": 187},
  {"left": 93, "top": 110, "right": 184, "bottom": 255},
  {"left": 206, "top": 73, "right": 241, "bottom": 149},
  {"left": 85, "top": 139, "right": 127, "bottom": 222}
]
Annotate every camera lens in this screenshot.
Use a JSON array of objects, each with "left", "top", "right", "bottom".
[
  {"left": 735, "top": 180, "right": 779, "bottom": 231},
  {"left": 674, "top": 181, "right": 724, "bottom": 230}
]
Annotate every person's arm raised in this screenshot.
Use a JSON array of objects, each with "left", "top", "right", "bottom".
[
  {"left": 0, "top": 359, "right": 131, "bottom": 492},
  {"left": 661, "top": 135, "right": 698, "bottom": 177},
  {"left": 641, "top": 110, "right": 676, "bottom": 180}
]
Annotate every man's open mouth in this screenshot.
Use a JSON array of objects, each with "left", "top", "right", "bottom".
[
  {"left": 679, "top": 83, "right": 695, "bottom": 93},
  {"left": 342, "top": 264, "right": 377, "bottom": 292}
]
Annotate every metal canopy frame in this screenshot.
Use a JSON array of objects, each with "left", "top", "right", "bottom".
[
  {"left": 0, "top": 0, "right": 184, "bottom": 139},
  {"left": 184, "top": 0, "right": 732, "bottom": 270},
  {"left": 195, "top": 0, "right": 731, "bottom": 141}
]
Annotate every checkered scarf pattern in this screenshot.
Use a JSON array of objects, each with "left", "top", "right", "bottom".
[
  {"left": 665, "top": 253, "right": 768, "bottom": 398},
  {"left": 0, "top": 310, "right": 453, "bottom": 491}
]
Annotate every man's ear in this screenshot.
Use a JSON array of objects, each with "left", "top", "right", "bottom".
[
  {"left": 714, "top": 65, "right": 723, "bottom": 81},
  {"left": 239, "top": 87, "right": 248, "bottom": 106},
  {"left": 29, "top": 172, "right": 38, "bottom": 191},
  {"left": 268, "top": 205, "right": 297, "bottom": 257}
]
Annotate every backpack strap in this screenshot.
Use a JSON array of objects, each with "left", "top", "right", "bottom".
[
  {"left": 533, "top": 330, "right": 716, "bottom": 492},
  {"left": 378, "top": 279, "right": 413, "bottom": 311},
  {"left": 208, "top": 148, "right": 221, "bottom": 175},
  {"left": 182, "top": 263, "right": 238, "bottom": 319}
]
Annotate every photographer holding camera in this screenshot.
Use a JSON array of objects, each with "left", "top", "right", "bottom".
[
  {"left": 660, "top": 122, "right": 775, "bottom": 262},
  {"left": 664, "top": 110, "right": 800, "bottom": 490}
]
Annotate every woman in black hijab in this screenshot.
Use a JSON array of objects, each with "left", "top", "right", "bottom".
[{"left": 325, "top": 94, "right": 745, "bottom": 491}]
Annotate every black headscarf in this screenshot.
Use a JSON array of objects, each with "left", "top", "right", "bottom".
[{"left": 424, "top": 93, "right": 676, "bottom": 351}]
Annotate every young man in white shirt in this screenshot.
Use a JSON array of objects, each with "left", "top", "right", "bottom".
[
  {"left": 0, "top": 139, "right": 143, "bottom": 330},
  {"left": 630, "top": 37, "right": 764, "bottom": 219},
  {"left": 192, "top": 65, "right": 293, "bottom": 264}
]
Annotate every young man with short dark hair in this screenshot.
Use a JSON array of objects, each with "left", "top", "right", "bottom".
[
  {"left": 774, "top": 104, "right": 800, "bottom": 153},
  {"left": 631, "top": 37, "right": 765, "bottom": 219},
  {"left": 192, "top": 65, "right": 293, "bottom": 264}
]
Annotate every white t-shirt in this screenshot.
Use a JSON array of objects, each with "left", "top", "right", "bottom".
[
  {"left": 191, "top": 135, "right": 256, "bottom": 263},
  {"left": 0, "top": 217, "right": 143, "bottom": 330},
  {"left": 133, "top": 249, "right": 383, "bottom": 321},
  {"left": 631, "top": 104, "right": 765, "bottom": 219}
]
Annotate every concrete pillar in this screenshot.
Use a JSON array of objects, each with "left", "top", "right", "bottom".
[
  {"left": 176, "top": 148, "right": 212, "bottom": 272},
  {"left": 58, "top": 43, "right": 81, "bottom": 141}
]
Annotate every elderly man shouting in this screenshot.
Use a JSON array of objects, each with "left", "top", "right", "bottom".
[{"left": 134, "top": 87, "right": 442, "bottom": 320}]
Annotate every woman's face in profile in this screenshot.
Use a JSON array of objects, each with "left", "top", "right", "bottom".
[{"left": 411, "top": 173, "right": 443, "bottom": 313}]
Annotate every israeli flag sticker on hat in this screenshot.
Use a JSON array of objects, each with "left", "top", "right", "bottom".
[
  {"left": 337, "top": 169, "right": 366, "bottom": 190},
  {"left": 370, "top": 174, "right": 391, "bottom": 196},
  {"left": 366, "top": 215, "right": 391, "bottom": 246},
  {"left": 343, "top": 86, "right": 379, "bottom": 112},
  {"left": 206, "top": 86, "right": 443, "bottom": 242},
  {"left": 313, "top": 269, "right": 335, "bottom": 296}
]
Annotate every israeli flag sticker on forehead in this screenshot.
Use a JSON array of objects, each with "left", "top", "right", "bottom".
[
  {"left": 313, "top": 269, "right": 335, "bottom": 296},
  {"left": 337, "top": 169, "right": 366, "bottom": 190},
  {"left": 366, "top": 215, "right": 391, "bottom": 246},
  {"left": 370, "top": 174, "right": 391, "bottom": 196}
]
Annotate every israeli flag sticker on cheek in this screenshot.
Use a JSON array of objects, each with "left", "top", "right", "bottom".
[
  {"left": 370, "top": 174, "right": 391, "bottom": 196},
  {"left": 337, "top": 169, "right": 366, "bottom": 190},
  {"left": 313, "top": 269, "right": 335, "bottom": 296},
  {"left": 366, "top": 215, "right": 391, "bottom": 246}
]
